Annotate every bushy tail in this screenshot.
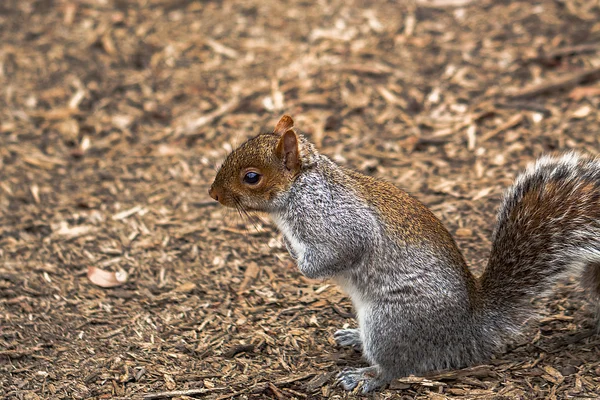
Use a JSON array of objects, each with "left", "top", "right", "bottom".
[{"left": 480, "top": 153, "right": 600, "bottom": 322}]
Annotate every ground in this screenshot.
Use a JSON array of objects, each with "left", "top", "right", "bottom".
[{"left": 1, "top": 0, "right": 600, "bottom": 399}]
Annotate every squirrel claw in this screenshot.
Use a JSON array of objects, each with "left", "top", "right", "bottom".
[
  {"left": 333, "top": 328, "right": 362, "bottom": 350},
  {"left": 337, "top": 368, "right": 360, "bottom": 391},
  {"left": 336, "top": 366, "right": 386, "bottom": 393}
]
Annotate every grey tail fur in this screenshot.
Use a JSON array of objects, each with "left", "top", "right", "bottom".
[{"left": 480, "top": 152, "right": 600, "bottom": 325}]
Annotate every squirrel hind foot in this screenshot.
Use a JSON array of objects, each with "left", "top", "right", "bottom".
[
  {"left": 336, "top": 366, "right": 387, "bottom": 393},
  {"left": 333, "top": 328, "right": 362, "bottom": 351}
]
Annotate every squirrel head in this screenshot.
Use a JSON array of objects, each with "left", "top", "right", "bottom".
[{"left": 209, "top": 115, "right": 317, "bottom": 212}]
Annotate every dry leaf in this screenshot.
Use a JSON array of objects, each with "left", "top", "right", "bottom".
[
  {"left": 416, "top": 0, "right": 474, "bottom": 6},
  {"left": 87, "top": 266, "right": 128, "bottom": 288},
  {"left": 164, "top": 374, "right": 177, "bottom": 390},
  {"left": 471, "top": 187, "right": 494, "bottom": 201},
  {"left": 112, "top": 205, "right": 144, "bottom": 221},
  {"left": 238, "top": 262, "right": 260, "bottom": 293},
  {"left": 568, "top": 86, "right": 600, "bottom": 100},
  {"left": 542, "top": 365, "right": 565, "bottom": 384},
  {"left": 53, "top": 222, "right": 96, "bottom": 239},
  {"left": 455, "top": 228, "right": 473, "bottom": 237},
  {"left": 572, "top": 105, "right": 591, "bottom": 119},
  {"left": 173, "top": 282, "right": 197, "bottom": 293},
  {"left": 30, "top": 184, "right": 40, "bottom": 204},
  {"left": 396, "top": 376, "right": 447, "bottom": 387}
]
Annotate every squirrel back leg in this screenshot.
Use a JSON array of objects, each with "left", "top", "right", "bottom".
[
  {"left": 341, "top": 300, "right": 487, "bottom": 392},
  {"left": 335, "top": 304, "right": 415, "bottom": 393}
]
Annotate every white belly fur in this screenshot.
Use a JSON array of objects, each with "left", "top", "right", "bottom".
[
  {"left": 333, "top": 275, "right": 368, "bottom": 327},
  {"left": 270, "top": 213, "right": 307, "bottom": 260}
]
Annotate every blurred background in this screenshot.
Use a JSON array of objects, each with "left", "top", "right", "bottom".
[{"left": 1, "top": 0, "right": 600, "bottom": 398}]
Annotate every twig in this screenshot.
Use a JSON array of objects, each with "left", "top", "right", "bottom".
[
  {"left": 214, "top": 383, "right": 268, "bottom": 400},
  {"left": 0, "top": 347, "right": 43, "bottom": 359},
  {"left": 142, "top": 387, "right": 227, "bottom": 399},
  {"left": 179, "top": 94, "right": 241, "bottom": 136},
  {"left": 282, "top": 387, "right": 308, "bottom": 398},
  {"left": 328, "top": 63, "right": 394, "bottom": 77},
  {"left": 222, "top": 343, "right": 255, "bottom": 358},
  {"left": 494, "top": 101, "right": 551, "bottom": 115},
  {"left": 523, "top": 43, "right": 600, "bottom": 65},
  {"left": 424, "top": 365, "right": 497, "bottom": 380},
  {"left": 273, "top": 372, "right": 315, "bottom": 386},
  {"left": 394, "top": 376, "right": 447, "bottom": 387},
  {"left": 268, "top": 383, "right": 287, "bottom": 400},
  {"left": 205, "top": 39, "right": 238, "bottom": 59},
  {"left": 302, "top": 372, "right": 335, "bottom": 391},
  {"left": 480, "top": 113, "right": 524, "bottom": 143},
  {"left": 213, "top": 374, "right": 315, "bottom": 400},
  {"left": 505, "top": 66, "right": 600, "bottom": 99},
  {"left": 416, "top": 0, "right": 475, "bottom": 7},
  {"left": 98, "top": 326, "right": 127, "bottom": 339},
  {"left": 330, "top": 303, "right": 354, "bottom": 319}
]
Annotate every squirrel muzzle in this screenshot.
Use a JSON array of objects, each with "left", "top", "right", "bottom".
[{"left": 208, "top": 187, "right": 222, "bottom": 203}]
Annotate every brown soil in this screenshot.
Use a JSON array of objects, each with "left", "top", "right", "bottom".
[{"left": 2, "top": 0, "right": 600, "bottom": 399}]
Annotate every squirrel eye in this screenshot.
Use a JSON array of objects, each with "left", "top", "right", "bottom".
[{"left": 243, "top": 171, "right": 261, "bottom": 185}]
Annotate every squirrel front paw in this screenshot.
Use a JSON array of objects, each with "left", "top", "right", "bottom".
[
  {"left": 334, "top": 328, "right": 362, "bottom": 351},
  {"left": 337, "top": 366, "right": 386, "bottom": 393}
]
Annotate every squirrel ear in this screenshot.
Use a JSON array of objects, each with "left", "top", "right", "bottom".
[
  {"left": 276, "top": 129, "right": 300, "bottom": 171},
  {"left": 274, "top": 115, "right": 294, "bottom": 136}
]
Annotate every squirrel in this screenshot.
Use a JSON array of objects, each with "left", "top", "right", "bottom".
[{"left": 209, "top": 115, "right": 600, "bottom": 393}]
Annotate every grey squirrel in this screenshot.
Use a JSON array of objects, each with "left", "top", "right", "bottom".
[{"left": 209, "top": 115, "right": 600, "bottom": 393}]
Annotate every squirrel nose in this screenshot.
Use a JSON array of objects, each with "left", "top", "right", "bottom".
[{"left": 209, "top": 187, "right": 219, "bottom": 202}]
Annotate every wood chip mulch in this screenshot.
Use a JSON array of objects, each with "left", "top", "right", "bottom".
[{"left": 1, "top": 0, "right": 600, "bottom": 399}]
